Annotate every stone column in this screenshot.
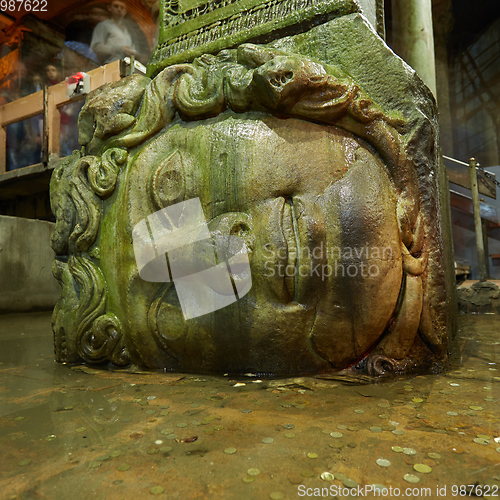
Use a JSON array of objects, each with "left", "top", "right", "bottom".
[
  {"left": 432, "top": 0, "right": 454, "bottom": 153},
  {"left": 392, "top": 0, "right": 437, "bottom": 97},
  {"left": 357, "top": 0, "right": 385, "bottom": 39}
]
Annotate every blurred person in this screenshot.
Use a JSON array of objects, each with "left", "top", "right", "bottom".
[
  {"left": 91, "top": 0, "right": 148, "bottom": 64},
  {"left": 45, "top": 63, "right": 62, "bottom": 85},
  {"left": 1, "top": 61, "right": 41, "bottom": 169}
]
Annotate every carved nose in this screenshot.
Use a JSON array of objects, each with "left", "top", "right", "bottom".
[{"left": 208, "top": 212, "right": 254, "bottom": 258}]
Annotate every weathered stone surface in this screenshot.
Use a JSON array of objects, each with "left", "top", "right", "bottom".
[
  {"left": 49, "top": 13, "right": 456, "bottom": 376},
  {"left": 148, "top": 0, "right": 361, "bottom": 73},
  {"left": 0, "top": 215, "right": 59, "bottom": 313},
  {"left": 457, "top": 281, "right": 500, "bottom": 314}
]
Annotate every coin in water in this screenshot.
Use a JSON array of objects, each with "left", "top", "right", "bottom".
[
  {"left": 413, "top": 464, "right": 432, "bottom": 473},
  {"left": 403, "top": 448, "right": 417, "bottom": 455},
  {"left": 321, "top": 472, "right": 335, "bottom": 481},
  {"left": 343, "top": 478, "right": 358, "bottom": 488},
  {"left": 269, "top": 492, "right": 284, "bottom": 500},
  {"left": 247, "top": 468, "right": 261, "bottom": 476},
  {"left": 376, "top": 459, "right": 391, "bottom": 467},
  {"left": 150, "top": 486, "right": 164, "bottom": 495},
  {"left": 300, "top": 470, "right": 315, "bottom": 478},
  {"left": 224, "top": 447, "right": 237, "bottom": 454},
  {"left": 262, "top": 438, "right": 274, "bottom": 444},
  {"left": 329, "top": 442, "right": 343, "bottom": 449},
  {"left": 473, "top": 438, "right": 490, "bottom": 445},
  {"left": 404, "top": 474, "right": 420, "bottom": 484}
]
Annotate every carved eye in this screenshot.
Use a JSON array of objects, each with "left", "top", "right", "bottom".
[{"left": 149, "top": 150, "right": 185, "bottom": 209}]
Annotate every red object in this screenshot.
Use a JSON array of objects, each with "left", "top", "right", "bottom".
[{"left": 66, "top": 72, "right": 85, "bottom": 85}]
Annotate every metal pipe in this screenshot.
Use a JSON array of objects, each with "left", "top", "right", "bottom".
[
  {"left": 443, "top": 155, "right": 469, "bottom": 167},
  {"left": 469, "top": 157, "right": 488, "bottom": 281}
]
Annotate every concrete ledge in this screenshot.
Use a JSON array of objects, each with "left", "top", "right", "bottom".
[
  {"left": 457, "top": 280, "right": 500, "bottom": 314},
  {"left": 0, "top": 215, "right": 59, "bottom": 313}
]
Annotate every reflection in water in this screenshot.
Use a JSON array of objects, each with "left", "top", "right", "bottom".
[{"left": 0, "top": 312, "right": 499, "bottom": 498}]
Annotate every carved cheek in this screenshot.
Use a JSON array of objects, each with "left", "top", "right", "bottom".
[{"left": 310, "top": 155, "right": 403, "bottom": 369}]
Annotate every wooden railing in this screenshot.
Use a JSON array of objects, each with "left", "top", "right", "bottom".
[{"left": 0, "top": 60, "right": 122, "bottom": 174}]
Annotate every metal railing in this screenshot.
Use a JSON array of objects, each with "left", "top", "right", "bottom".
[{"left": 445, "top": 154, "right": 498, "bottom": 281}]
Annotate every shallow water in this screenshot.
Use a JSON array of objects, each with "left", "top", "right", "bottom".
[{"left": 0, "top": 312, "right": 499, "bottom": 499}]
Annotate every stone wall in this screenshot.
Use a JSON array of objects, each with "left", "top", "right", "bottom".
[{"left": 0, "top": 215, "right": 59, "bottom": 313}]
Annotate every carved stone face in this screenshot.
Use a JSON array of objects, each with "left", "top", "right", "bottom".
[
  {"left": 100, "top": 114, "right": 403, "bottom": 374},
  {"left": 51, "top": 31, "right": 454, "bottom": 377}
]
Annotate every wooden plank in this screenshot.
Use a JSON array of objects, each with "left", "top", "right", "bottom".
[
  {"left": 0, "top": 126, "right": 6, "bottom": 175},
  {"left": 0, "top": 61, "right": 124, "bottom": 166},
  {"left": 0, "top": 91, "right": 44, "bottom": 127},
  {"left": 103, "top": 60, "right": 122, "bottom": 84},
  {"left": 89, "top": 61, "right": 121, "bottom": 88},
  {"left": 450, "top": 189, "right": 498, "bottom": 223},
  {"left": 90, "top": 66, "right": 106, "bottom": 89},
  {"left": 47, "top": 83, "right": 65, "bottom": 158},
  {"left": 42, "top": 86, "right": 49, "bottom": 165}
]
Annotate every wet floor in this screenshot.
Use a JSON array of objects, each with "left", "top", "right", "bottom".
[{"left": 0, "top": 312, "right": 499, "bottom": 500}]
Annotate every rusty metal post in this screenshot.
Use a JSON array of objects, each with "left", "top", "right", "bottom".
[{"left": 469, "top": 157, "right": 488, "bottom": 281}]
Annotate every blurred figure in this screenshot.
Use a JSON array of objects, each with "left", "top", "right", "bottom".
[
  {"left": 2, "top": 61, "right": 42, "bottom": 169},
  {"left": 31, "top": 73, "right": 43, "bottom": 92},
  {"left": 45, "top": 63, "right": 62, "bottom": 86},
  {"left": 91, "top": 0, "right": 148, "bottom": 64}
]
